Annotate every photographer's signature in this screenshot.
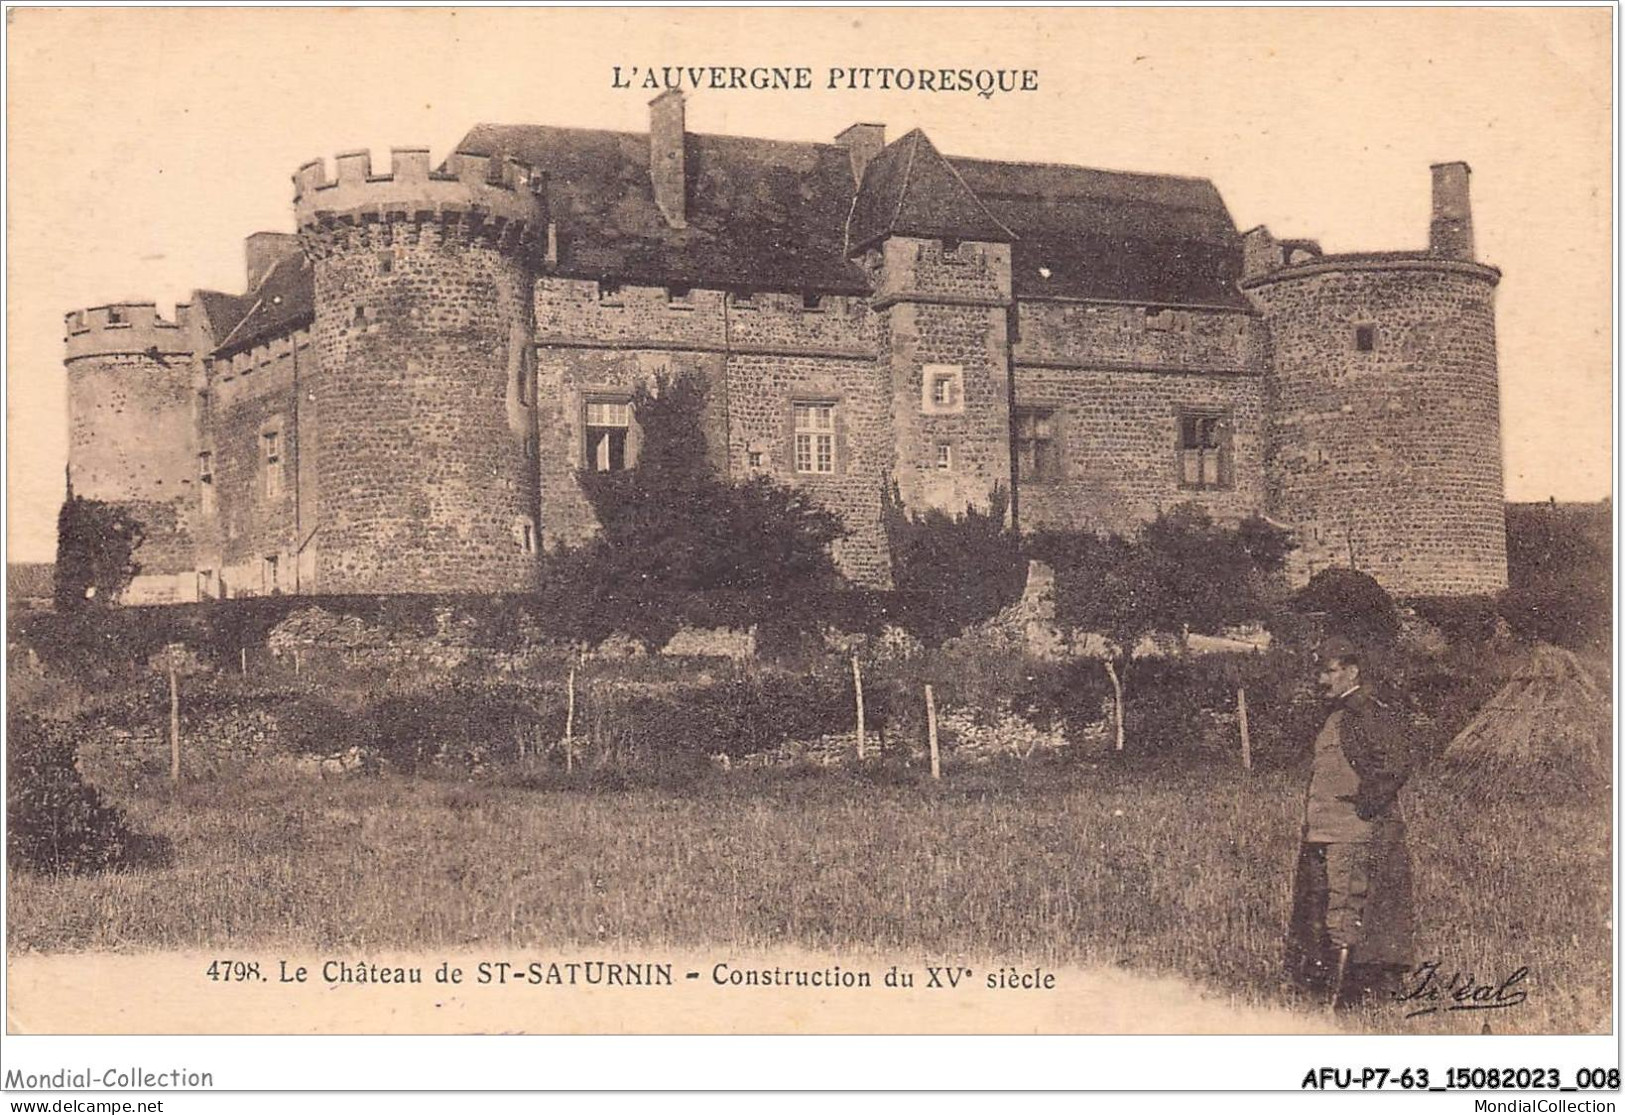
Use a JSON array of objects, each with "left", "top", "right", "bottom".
[{"left": 1396, "top": 960, "right": 1529, "bottom": 1018}]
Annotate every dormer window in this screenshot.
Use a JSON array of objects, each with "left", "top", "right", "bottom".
[
  {"left": 802, "top": 293, "right": 824, "bottom": 312},
  {"left": 667, "top": 285, "right": 693, "bottom": 307},
  {"left": 597, "top": 278, "right": 623, "bottom": 303},
  {"left": 941, "top": 237, "right": 962, "bottom": 261},
  {"left": 730, "top": 290, "right": 755, "bottom": 309},
  {"left": 106, "top": 307, "right": 125, "bottom": 325}
]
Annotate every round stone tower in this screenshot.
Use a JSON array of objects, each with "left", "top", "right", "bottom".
[
  {"left": 1243, "top": 163, "right": 1506, "bottom": 596},
  {"left": 294, "top": 148, "right": 546, "bottom": 593},
  {"left": 62, "top": 302, "right": 202, "bottom": 603}
]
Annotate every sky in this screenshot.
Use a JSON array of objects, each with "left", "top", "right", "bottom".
[{"left": 5, "top": 6, "right": 1614, "bottom": 563}]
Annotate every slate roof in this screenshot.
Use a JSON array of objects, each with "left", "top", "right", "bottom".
[
  {"left": 193, "top": 289, "right": 252, "bottom": 348},
  {"left": 460, "top": 124, "right": 872, "bottom": 293},
  {"left": 847, "top": 130, "right": 1015, "bottom": 251},
  {"left": 460, "top": 122, "right": 1247, "bottom": 308},
  {"left": 947, "top": 157, "right": 1250, "bottom": 308},
  {"left": 211, "top": 254, "right": 316, "bottom": 357}
]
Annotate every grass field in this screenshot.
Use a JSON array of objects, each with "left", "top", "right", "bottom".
[{"left": 7, "top": 756, "right": 1610, "bottom": 1034}]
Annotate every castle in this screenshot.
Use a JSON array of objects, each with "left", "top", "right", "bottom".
[{"left": 64, "top": 92, "right": 1507, "bottom": 604}]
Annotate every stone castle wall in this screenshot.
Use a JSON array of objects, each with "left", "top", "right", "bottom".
[
  {"left": 63, "top": 304, "right": 201, "bottom": 600},
  {"left": 202, "top": 330, "right": 318, "bottom": 597},
  {"left": 1011, "top": 302, "right": 1268, "bottom": 534},
  {"left": 306, "top": 220, "right": 540, "bottom": 594},
  {"left": 1246, "top": 259, "right": 1506, "bottom": 594}
]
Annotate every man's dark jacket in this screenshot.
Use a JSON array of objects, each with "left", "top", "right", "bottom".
[{"left": 1286, "top": 686, "right": 1417, "bottom": 983}]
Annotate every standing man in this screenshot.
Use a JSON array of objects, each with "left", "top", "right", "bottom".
[{"left": 1286, "top": 634, "right": 1416, "bottom": 1008}]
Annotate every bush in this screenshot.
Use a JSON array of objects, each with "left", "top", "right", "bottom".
[
  {"left": 6, "top": 709, "right": 171, "bottom": 875},
  {"left": 881, "top": 481, "right": 1027, "bottom": 645},
  {"left": 54, "top": 493, "right": 145, "bottom": 610}
]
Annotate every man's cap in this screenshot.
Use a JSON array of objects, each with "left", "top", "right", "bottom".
[{"left": 1316, "top": 634, "right": 1360, "bottom": 663}]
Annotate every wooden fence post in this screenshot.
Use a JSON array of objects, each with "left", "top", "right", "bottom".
[
  {"left": 852, "top": 656, "right": 866, "bottom": 761},
  {"left": 1237, "top": 686, "right": 1252, "bottom": 770},
  {"left": 1104, "top": 660, "right": 1125, "bottom": 752},
  {"left": 168, "top": 649, "right": 181, "bottom": 784},
  {"left": 925, "top": 683, "right": 940, "bottom": 780},
  {"left": 565, "top": 663, "right": 577, "bottom": 773}
]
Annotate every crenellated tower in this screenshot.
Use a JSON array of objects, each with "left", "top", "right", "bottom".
[
  {"left": 62, "top": 302, "right": 206, "bottom": 603},
  {"left": 293, "top": 148, "right": 548, "bottom": 593},
  {"left": 1243, "top": 162, "right": 1507, "bottom": 595}
]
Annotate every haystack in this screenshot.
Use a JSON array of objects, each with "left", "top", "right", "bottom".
[{"left": 1439, "top": 643, "right": 1611, "bottom": 796}]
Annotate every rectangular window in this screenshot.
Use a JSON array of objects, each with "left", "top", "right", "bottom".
[
  {"left": 597, "top": 278, "right": 623, "bottom": 303},
  {"left": 106, "top": 306, "right": 125, "bottom": 325},
  {"left": 198, "top": 452, "right": 215, "bottom": 514},
  {"left": 1015, "top": 408, "right": 1056, "bottom": 483},
  {"left": 667, "top": 285, "right": 693, "bottom": 307},
  {"left": 793, "top": 402, "right": 836, "bottom": 474},
  {"left": 1354, "top": 324, "right": 1377, "bottom": 352},
  {"left": 935, "top": 443, "right": 953, "bottom": 471},
  {"left": 922, "top": 364, "right": 965, "bottom": 414},
  {"left": 585, "top": 399, "right": 631, "bottom": 472},
  {"left": 262, "top": 555, "right": 280, "bottom": 595},
  {"left": 262, "top": 431, "right": 283, "bottom": 499},
  {"left": 1178, "top": 411, "right": 1232, "bottom": 491},
  {"left": 730, "top": 290, "right": 756, "bottom": 308}
]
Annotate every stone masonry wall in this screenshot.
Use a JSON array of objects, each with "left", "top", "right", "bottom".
[
  {"left": 1012, "top": 366, "right": 1267, "bottom": 535},
  {"left": 1246, "top": 260, "right": 1506, "bottom": 595},
  {"left": 64, "top": 305, "right": 200, "bottom": 592},
  {"left": 308, "top": 221, "right": 539, "bottom": 593},
  {"left": 533, "top": 277, "right": 889, "bottom": 583},
  {"left": 1010, "top": 300, "right": 1268, "bottom": 534},
  {"left": 203, "top": 329, "right": 319, "bottom": 597},
  {"left": 725, "top": 352, "right": 892, "bottom": 586},
  {"left": 1014, "top": 301, "right": 1265, "bottom": 374},
  {"left": 874, "top": 238, "right": 1013, "bottom": 520}
]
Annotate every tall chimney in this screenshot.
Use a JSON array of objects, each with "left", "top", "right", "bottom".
[
  {"left": 245, "top": 231, "right": 303, "bottom": 291},
  {"left": 650, "top": 90, "right": 687, "bottom": 229},
  {"left": 1429, "top": 161, "right": 1475, "bottom": 261},
  {"left": 835, "top": 123, "right": 886, "bottom": 185}
]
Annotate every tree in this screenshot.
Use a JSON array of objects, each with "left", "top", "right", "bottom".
[
  {"left": 54, "top": 493, "right": 145, "bottom": 611},
  {"left": 1037, "top": 505, "right": 1293, "bottom": 750},
  {"left": 880, "top": 480, "right": 1026, "bottom": 645},
  {"left": 566, "top": 371, "right": 847, "bottom": 644}
]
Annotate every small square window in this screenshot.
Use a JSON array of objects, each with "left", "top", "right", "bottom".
[
  {"left": 597, "top": 279, "right": 623, "bottom": 303},
  {"left": 748, "top": 450, "right": 763, "bottom": 468},
  {"left": 921, "top": 364, "right": 965, "bottom": 414},
  {"left": 378, "top": 253, "right": 393, "bottom": 275},
  {"left": 667, "top": 285, "right": 693, "bottom": 307},
  {"left": 802, "top": 293, "right": 824, "bottom": 312},
  {"left": 935, "top": 443, "right": 953, "bottom": 471},
  {"left": 106, "top": 306, "right": 126, "bottom": 325},
  {"left": 941, "top": 237, "right": 962, "bottom": 260},
  {"left": 731, "top": 290, "right": 756, "bottom": 308},
  {"left": 1355, "top": 325, "right": 1377, "bottom": 352}
]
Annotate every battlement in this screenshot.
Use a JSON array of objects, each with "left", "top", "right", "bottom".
[
  {"left": 65, "top": 302, "right": 196, "bottom": 362},
  {"left": 293, "top": 147, "right": 546, "bottom": 242}
]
